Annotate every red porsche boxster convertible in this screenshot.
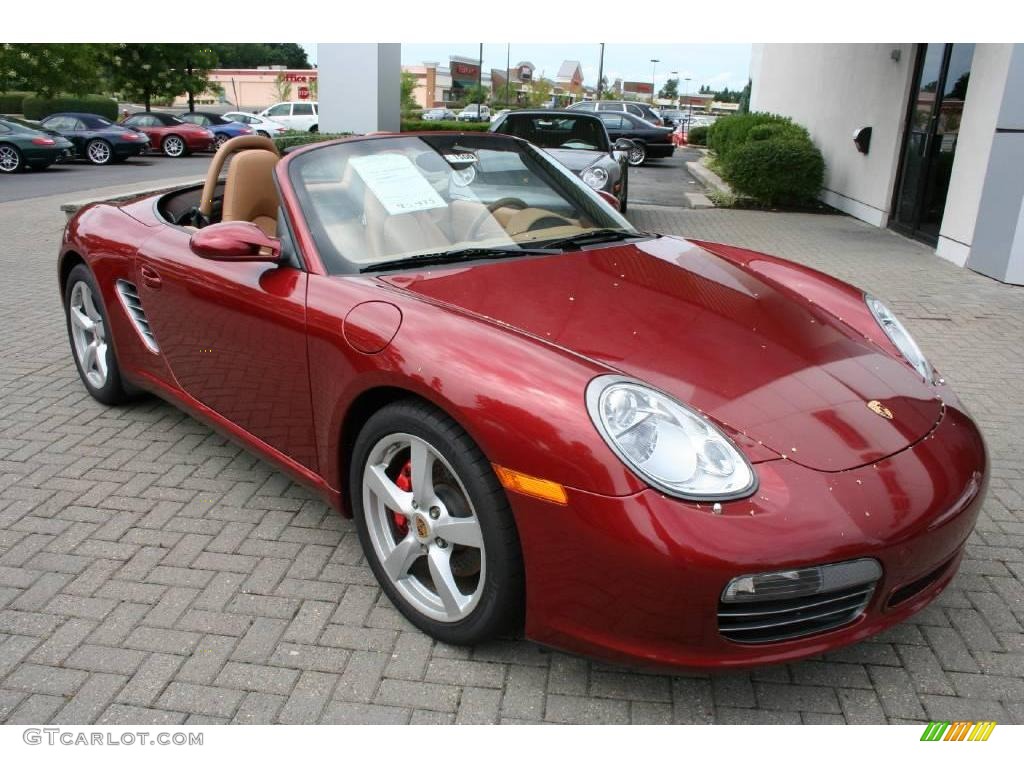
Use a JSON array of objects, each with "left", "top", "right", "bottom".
[{"left": 58, "top": 133, "right": 987, "bottom": 669}]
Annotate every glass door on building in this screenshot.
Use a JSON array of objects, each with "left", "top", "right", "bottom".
[{"left": 891, "top": 44, "right": 974, "bottom": 244}]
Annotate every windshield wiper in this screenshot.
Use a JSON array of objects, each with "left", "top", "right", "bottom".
[
  {"left": 539, "top": 228, "right": 656, "bottom": 250},
  {"left": 362, "top": 245, "right": 561, "bottom": 273}
]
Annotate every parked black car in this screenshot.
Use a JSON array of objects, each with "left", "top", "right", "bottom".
[
  {"left": 39, "top": 112, "right": 150, "bottom": 165},
  {"left": 568, "top": 100, "right": 665, "bottom": 126},
  {"left": 597, "top": 112, "right": 674, "bottom": 166},
  {"left": 490, "top": 110, "right": 633, "bottom": 212}
]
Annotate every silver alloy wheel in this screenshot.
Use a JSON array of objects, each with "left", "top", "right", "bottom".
[
  {"left": 68, "top": 281, "right": 108, "bottom": 389},
  {"left": 362, "top": 433, "right": 486, "bottom": 623},
  {"left": 0, "top": 144, "right": 20, "bottom": 172},
  {"left": 215, "top": 134, "right": 229, "bottom": 149},
  {"left": 163, "top": 135, "right": 185, "bottom": 157},
  {"left": 87, "top": 140, "right": 111, "bottom": 165},
  {"left": 627, "top": 143, "right": 646, "bottom": 166}
]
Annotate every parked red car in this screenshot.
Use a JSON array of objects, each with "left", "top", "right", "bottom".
[
  {"left": 121, "top": 111, "right": 214, "bottom": 157},
  {"left": 58, "top": 133, "right": 986, "bottom": 669}
]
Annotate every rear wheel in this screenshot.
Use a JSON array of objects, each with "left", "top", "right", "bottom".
[
  {"left": 86, "top": 138, "right": 113, "bottom": 165},
  {"left": 257, "top": 130, "right": 270, "bottom": 138},
  {"left": 0, "top": 143, "right": 23, "bottom": 173},
  {"left": 627, "top": 141, "right": 646, "bottom": 167},
  {"left": 64, "top": 264, "right": 130, "bottom": 405},
  {"left": 214, "top": 133, "right": 230, "bottom": 150},
  {"left": 162, "top": 134, "right": 185, "bottom": 158},
  {"left": 309, "top": 124, "right": 318, "bottom": 133},
  {"left": 351, "top": 400, "right": 524, "bottom": 645}
]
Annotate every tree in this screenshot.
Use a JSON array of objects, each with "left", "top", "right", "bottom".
[
  {"left": 206, "top": 43, "right": 310, "bottom": 69},
  {"left": 738, "top": 79, "right": 751, "bottom": 114},
  {"left": 526, "top": 78, "right": 552, "bottom": 108},
  {"left": 462, "top": 84, "right": 488, "bottom": 106},
  {"left": 272, "top": 72, "right": 293, "bottom": 103},
  {"left": 0, "top": 43, "right": 107, "bottom": 98},
  {"left": 658, "top": 77, "right": 679, "bottom": 101},
  {"left": 102, "top": 44, "right": 185, "bottom": 110},
  {"left": 400, "top": 71, "right": 419, "bottom": 113},
  {"left": 179, "top": 44, "right": 217, "bottom": 112}
]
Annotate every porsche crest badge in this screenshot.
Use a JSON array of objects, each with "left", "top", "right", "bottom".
[{"left": 867, "top": 400, "right": 894, "bottom": 420}]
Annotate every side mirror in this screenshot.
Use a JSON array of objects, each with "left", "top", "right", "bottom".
[
  {"left": 612, "top": 138, "right": 634, "bottom": 161},
  {"left": 189, "top": 221, "right": 281, "bottom": 262}
]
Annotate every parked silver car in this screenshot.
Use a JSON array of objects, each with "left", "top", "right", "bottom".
[{"left": 422, "top": 108, "right": 457, "bottom": 121}]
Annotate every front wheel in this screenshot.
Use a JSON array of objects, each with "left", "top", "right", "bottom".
[
  {"left": 257, "top": 130, "right": 270, "bottom": 138},
  {"left": 0, "top": 143, "right": 23, "bottom": 173},
  {"left": 214, "top": 133, "right": 229, "bottom": 151},
  {"left": 627, "top": 141, "right": 646, "bottom": 166},
  {"left": 308, "top": 124, "right": 318, "bottom": 133},
  {"left": 162, "top": 134, "right": 186, "bottom": 158},
  {"left": 86, "top": 138, "right": 113, "bottom": 165},
  {"left": 351, "top": 400, "right": 524, "bottom": 645},
  {"left": 64, "top": 264, "right": 131, "bottom": 405}
]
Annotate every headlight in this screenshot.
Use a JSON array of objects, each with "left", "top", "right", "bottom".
[
  {"left": 585, "top": 375, "right": 757, "bottom": 501},
  {"left": 580, "top": 166, "right": 609, "bottom": 190},
  {"left": 865, "top": 295, "right": 933, "bottom": 382}
]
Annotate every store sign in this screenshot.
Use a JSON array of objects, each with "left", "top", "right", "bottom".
[
  {"left": 284, "top": 73, "right": 317, "bottom": 83},
  {"left": 623, "top": 81, "right": 653, "bottom": 94},
  {"left": 451, "top": 60, "right": 480, "bottom": 89},
  {"left": 298, "top": 86, "right": 310, "bottom": 99}
]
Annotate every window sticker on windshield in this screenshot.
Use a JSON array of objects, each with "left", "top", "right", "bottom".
[
  {"left": 443, "top": 152, "right": 478, "bottom": 165},
  {"left": 349, "top": 154, "right": 448, "bottom": 216}
]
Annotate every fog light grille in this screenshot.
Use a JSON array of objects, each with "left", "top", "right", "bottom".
[{"left": 718, "top": 559, "right": 881, "bottom": 644}]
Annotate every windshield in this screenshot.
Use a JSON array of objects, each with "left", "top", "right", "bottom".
[
  {"left": 289, "top": 133, "right": 635, "bottom": 274},
  {"left": 497, "top": 114, "right": 608, "bottom": 152}
]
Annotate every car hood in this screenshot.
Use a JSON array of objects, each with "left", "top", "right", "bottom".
[
  {"left": 380, "top": 237, "right": 943, "bottom": 472},
  {"left": 543, "top": 148, "right": 608, "bottom": 172}
]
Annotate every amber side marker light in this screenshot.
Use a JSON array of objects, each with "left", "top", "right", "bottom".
[{"left": 493, "top": 465, "right": 568, "bottom": 505}]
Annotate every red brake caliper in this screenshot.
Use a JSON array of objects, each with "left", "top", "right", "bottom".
[{"left": 391, "top": 460, "right": 412, "bottom": 537}]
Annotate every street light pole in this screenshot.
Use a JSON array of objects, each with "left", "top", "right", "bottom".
[
  {"left": 505, "top": 43, "right": 510, "bottom": 106},
  {"left": 597, "top": 43, "right": 605, "bottom": 101},
  {"left": 650, "top": 58, "right": 659, "bottom": 105},
  {"left": 684, "top": 77, "right": 693, "bottom": 123}
]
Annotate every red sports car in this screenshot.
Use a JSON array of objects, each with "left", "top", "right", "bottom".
[
  {"left": 121, "top": 111, "right": 215, "bottom": 157},
  {"left": 58, "top": 133, "right": 987, "bottom": 669}
]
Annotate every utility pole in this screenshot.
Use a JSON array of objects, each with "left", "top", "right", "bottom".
[
  {"left": 650, "top": 58, "right": 659, "bottom": 105},
  {"left": 685, "top": 76, "right": 693, "bottom": 123},
  {"left": 478, "top": 43, "right": 483, "bottom": 95},
  {"left": 505, "top": 43, "right": 510, "bottom": 106},
  {"left": 597, "top": 43, "right": 605, "bottom": 101}
]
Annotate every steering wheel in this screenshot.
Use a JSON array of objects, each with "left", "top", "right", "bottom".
[{"left": 466, "top": 197, "right": 529, "bottom": 240}]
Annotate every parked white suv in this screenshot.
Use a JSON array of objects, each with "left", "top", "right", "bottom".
[
  {"left": 259, "top": 101, "right": 319, "bottom": 132},
  {"left": 458, "top": 104, "right": 490, "bottom": 122}
]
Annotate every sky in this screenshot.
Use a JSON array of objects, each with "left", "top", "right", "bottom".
[{"left": 300, "top": 44, "right": 752, "bottom": 93}]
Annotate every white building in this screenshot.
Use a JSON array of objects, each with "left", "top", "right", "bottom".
[{"left": 750, "top": 44, "right": 1024, "bottom": 285}]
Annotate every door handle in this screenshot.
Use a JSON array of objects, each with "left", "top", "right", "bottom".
[{"left": 140, "top": 264, "right": 162, "bottom": 290}]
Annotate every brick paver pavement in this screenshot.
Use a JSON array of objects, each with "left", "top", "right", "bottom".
[{"left": 1, "top": 187, "right": 1022, "bottom": 725}]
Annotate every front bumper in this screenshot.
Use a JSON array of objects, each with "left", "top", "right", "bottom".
[{"left": 514, "top": 402, "right": 986, "bottom": 669}]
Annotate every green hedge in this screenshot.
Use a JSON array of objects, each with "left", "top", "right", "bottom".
[
  {"left": 687, "top": 124, "right": 708, "bottom": 146},
  {"left": 273, "top": 133, "right": 351, "bottom": 152},
  {"left": 23, "top": 95, "right": 118, "bottom": 121},
  {"left": 400, "top": 119, "right": 489, "bottom": 132},
  {"left": 707, "top": 111, "right": 824, "bottom": 206},
  {"left": 707, "top": 112, "right": 803, "bottom": 165},
  {"left": 726, "top": 137, "right": 824, "bottom": 206},
  {"left": 0, "top": 92, "right": 31, "bottom": 114}
]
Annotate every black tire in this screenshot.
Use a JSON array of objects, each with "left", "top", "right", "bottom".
[
  {"left": 309, "top": 124, "right": 318, "bottom": 133},
  {"left": 350, "top": 400, "right": 524, "bottom": 645},
  {"left": 29, "top": 161, "right": 54, "bottom": 171},
  {"left": 64, "top": 264, "right": 131, "bottom": 406},
  {"left": 214, "top": 133, "right": 229, "bottom": 151},
  {"left": 257, "top": 130, "right": 270, "bottom": 138},
  {"left": 161, "top": 134, "right": 186, "bottom": 158},
  {"left": 0, "top": 142, "right": 23, "bottom": 173},
  {"left": 627, "top": 141, "right": 646, "bottom": 167},
  {"left": 86, "top": 138, "right": 113, "bottom": 165}
]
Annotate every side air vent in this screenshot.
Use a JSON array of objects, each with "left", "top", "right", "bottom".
[{"left": 115, "top": 280, "right": 159, "bottom": 353}]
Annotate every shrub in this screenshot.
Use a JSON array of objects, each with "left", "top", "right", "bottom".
[
  {"left": 687, "top": 124, "right": 708, "bottom": 146},
  {"left": 725, "top": 136, "right": 824, "bottom": 206},
  {"left": 0, "top": 92, "right": 31, "bottom": 114},
  {"left": 23, "top": 94, "right": 118, "bottom": 121},
  {"left": 707, "top": 111, "right": 798, "bottom": 165},
  {"left": 273, "top": 132, "right": 351, "bottom": 153},
  {"left": 400, "top": 119, "right": 489, "bottom": 132}
]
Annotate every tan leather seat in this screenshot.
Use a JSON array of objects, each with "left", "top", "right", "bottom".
[
  {"left": 364, "top": 188, "right": 451, "bottom": 261},
  {"left": 222, "top": 149, "right": 280, "bottom": 236}
]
